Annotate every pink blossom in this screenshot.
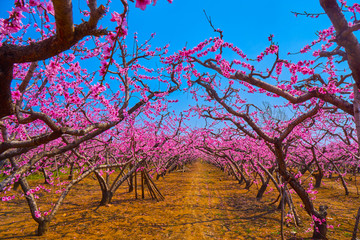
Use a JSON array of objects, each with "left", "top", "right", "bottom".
[
  {"left": 46, "top": 2, "right": 54, "bottom": 15},
  {"left": 35, "top": 211, "right": 41, "bottom": 218},
  {"left": 215, "top": 54, "right": 222, "bottom": 61},
  {"left": 136, "top": 0, "right": 152, "bottom": 10},
  {"left": 110, "top": 12, "right": 127, "bottom": 35},
  {"left": 29, "top": 0, "right": 40, "bottom": 7},
  {"left": 12, "top": 90, "right": 21, "bottom": 101}
]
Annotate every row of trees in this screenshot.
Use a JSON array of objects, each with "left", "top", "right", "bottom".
[
  {"left": 162, "top": 1, "right": 360, "bottom": 238},
  {"left": 1, "top": 0, "right": 360, "bottom": 239},
  {"left": 2, "top": 111, "right": 196, "bottom": 235},
  {"left": 0, "top": 0, "right": 193, "bottom": 235},
  {"left": 193, "top": 112, "right": 357, "bottom": 238}
]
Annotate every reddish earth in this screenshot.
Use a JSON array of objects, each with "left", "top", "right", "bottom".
[{"left": 0, "top": 160, "right": 359, "bottom": 239}]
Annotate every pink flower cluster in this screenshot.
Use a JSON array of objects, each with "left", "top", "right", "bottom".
[
  {"left": 256, "top": 45, "right": 278, "bottom": 62},
  {"left": 110, "top": 11, "right": 128, "bottom": 36},
  {"left": 135, "top": 0, "right": 173, "bottom": 11}
]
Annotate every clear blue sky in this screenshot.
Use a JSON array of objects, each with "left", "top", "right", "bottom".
[
  {"left": 126, "top": 0, "right": 332, "bottom": 54},
  {"left": 1, "top": 0, "right": 355, "bottom": 126}
]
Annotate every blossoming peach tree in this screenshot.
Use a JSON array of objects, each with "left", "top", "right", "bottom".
[
  {"left": 0, "top": 0, "right": 179, "bottom": 236},
  {"left": 162, "top": 0, "right": 360, "bottom": 238},
  {"left": 2, "top": 0, "right": 360, "bottom": 239}
]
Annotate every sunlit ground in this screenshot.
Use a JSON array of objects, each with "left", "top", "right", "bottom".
[{"left": 0, "top": 161, "right": 359, "bottom": 239}]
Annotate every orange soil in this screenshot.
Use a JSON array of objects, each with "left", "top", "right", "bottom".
[{"left": 0, "top": 160, "right": 359, "bottom": 239}]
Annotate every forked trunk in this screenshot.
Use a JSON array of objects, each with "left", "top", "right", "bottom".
[
  {"left": 37, "top": 220, "right": 50, "bottom": 236},
  {"left": 99, "top": 190, "right": 114, "bottom": 206},
  {"left": 244, "top": 179, "right": 252, "bottom": 190},
  {"left": 274, "top": 142, "right": 327, "bottom": 239}
]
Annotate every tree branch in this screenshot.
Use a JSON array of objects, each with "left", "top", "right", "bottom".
[{"left": 52, "top": 0, "right": 74, "bottom": 43}]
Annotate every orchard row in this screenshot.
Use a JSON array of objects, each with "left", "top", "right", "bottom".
[{"left": 1, "top": 0, "right": 360, "bottom": 239}]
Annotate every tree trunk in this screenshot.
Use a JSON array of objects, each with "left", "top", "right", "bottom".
[
  {"left": 68, "top": 162, "right": 75, "bottom": 180},
  {"left": 274, "top": 142, "right": 327, "bottom": 239},
  {"left": 99, "top": 190, "right": 113, "bottom": 206},
  {"left": 312, "top": 147, "right": 323, "bottom": 189},
  {"left": 42, "top": 168, "right": 50, "bottom": 184},
  {"left": 227, "top": 162, "right": 242, "bottom": 184},
  {"left": 312, "top": 205, "right": 328, "bottom": 240},
  {"left": 244, "top": 179, "right": 252, "bottom": 190},
  {"left": 168, "top": 163, "right": 178, "bottom": 173},
  {"left": 314, "top": 173, "right": 323, "bottom": 188},
  {"left": 280, "top": 186, "right": 285, "bottom": 240},
  {"left": 141, "top": 171, "right": 145, "bottom": 199},
  {"left": 128, "top": 173, "right": 134, "bottom": 193},
  {"left": 134, "top": 170, "right": 138, "bottom": 199},
  {"left": 94, "top": 170, "right": 112, "bottom": 206},
  {"left": 256, "top": 175, "right": 270, "bottom": 201},
  {"left": 352, "top": 207, "right": 360, "bottom": 240},
  {"left": 353, "top": 84, "right": 360, "bottom": 146},
  {"left": 37, "top": 220, "right": 50, "bottom": 236}
]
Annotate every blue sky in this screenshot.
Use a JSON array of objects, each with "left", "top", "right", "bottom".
[
  {"left": 125, "top": 0, "right": 332, "bottom": 54},
  {"left": 0, "top": 0, "right": 347, "bottom": 64},
  {"left": 121, "top": 0, "right": 335, "bottom": 121},
  {"left": 1, "top": 1, "right": 355, "bottom": 126},
  {"left": 0, "top": 0, "right": 340, "bottom": 75}
]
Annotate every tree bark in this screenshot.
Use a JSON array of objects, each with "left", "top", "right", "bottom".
[
  {"left": 99, "top": 190, "right": 113, "bottom": 206},
  {"left": 353, "top": 84, "right": 360, "bottom": 145},
  {"left": 313, "top": 205, "right": 328, "bottom": 240},
  {"left": 314, "top": 173, "right": 323, "bottom": 188},
  {"left": 37, "top": 220, "right": 50, "bottom": 236},
  {"left": 352, "top": 207, "right": 360, "bottom": 240},
  {"left": 256, "top": 175, "right": 270, "bottom": 201},
  {"left": 0, "top": 62, "right": 14, "bottom": 118},
  {"left": 42, "top": 168, "right": 51, "bottom": 184},
  {"left": 274, "top": 142, "right": 327, "bottom": 239}
]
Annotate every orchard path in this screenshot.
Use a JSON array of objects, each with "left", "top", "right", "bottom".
[
  {"left": 1, "top": 160, "right": 282, "bottom": 239},
  {"left": 174, "top": 159, "right": 236, "bottom": 239},
  {"left": 1, "top": 161, "right": 359, "bottom": 239},
  {"left": 96, "top": 160, "right": 280, "bottom": 239}
]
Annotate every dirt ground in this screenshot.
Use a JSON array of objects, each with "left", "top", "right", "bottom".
[{"left": 0, "top": 160, "right": 359, "bottom": 239}]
